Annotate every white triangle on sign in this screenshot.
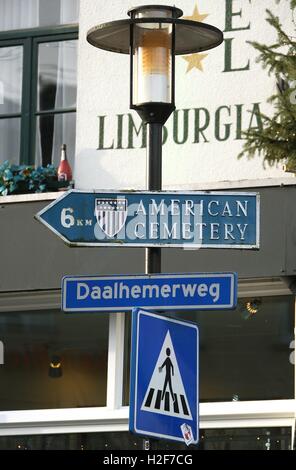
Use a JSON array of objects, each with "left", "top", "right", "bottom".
[{"left": 141, "top": 330, "right": 193, "bottom": 420}]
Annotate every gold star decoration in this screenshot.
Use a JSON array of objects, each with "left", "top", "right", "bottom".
[
  {"left": 183, "top": 53, "right": 208, "bottom": 73},
  {"left": 182, "top": 3, "right": 209, "bottom": 73},
  {"left": 183, "top": 4, "right": 208, "bottom": 23}
]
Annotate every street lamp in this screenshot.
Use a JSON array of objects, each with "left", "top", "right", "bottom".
[
  {"left": 88, "top": 4, "right": 223, "bottom": 124},
  {"left": 87, "top": 5, "right": 223, "bottom": 272}
]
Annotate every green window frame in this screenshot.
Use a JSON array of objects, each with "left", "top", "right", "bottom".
[{"left": 0, "top": 25, "right": 78, "bottom": 165}]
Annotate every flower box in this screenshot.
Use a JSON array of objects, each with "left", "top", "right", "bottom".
[{"left": 0, "top": 161, "right": 70, "bottom": 196}]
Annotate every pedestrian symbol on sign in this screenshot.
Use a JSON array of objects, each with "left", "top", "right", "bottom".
[
  {"left": 141, "top": 331, "right": 192, "bottom": 420},
  {"left": 159, "top": 347, "right": 175, "bottom": 402}
]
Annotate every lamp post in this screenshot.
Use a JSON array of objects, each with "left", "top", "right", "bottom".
[
  {"left": 87, "top": 3, "right": 223, "bottom": 449},
  {"left": 87, "top": 4, "right": 223, "bottom": 277}
]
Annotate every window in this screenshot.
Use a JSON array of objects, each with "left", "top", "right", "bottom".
[
  {"left": 0, "top": 0, "right": 78, "bottom": 168},
  {"left": 123, "top": 295, "right": 295, "bottom": 404},
  {"left": 0, "top": 308, "right": 109, "bottom": 410},
  {"left": 0, "top": 284, "right": 294, "bottom": 449}
]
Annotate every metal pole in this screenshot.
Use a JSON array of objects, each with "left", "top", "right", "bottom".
[
  {"left": 145, "top": 122, "right": 162, "bottom": 275},
  {"left": 143, "top": 122, "right": 162, "bottom": 452}
]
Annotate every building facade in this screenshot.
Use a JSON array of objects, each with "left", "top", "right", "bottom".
[{"left": 0, "top": 0, "right": 295, "bottom": 450}]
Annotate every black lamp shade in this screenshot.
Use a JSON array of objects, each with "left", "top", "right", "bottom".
[
  {"left": 87, "top": 18, "right": 223, "bottom": 55},
  {"left": 87, "top": 5, "right": 223, "bottom": 124}
]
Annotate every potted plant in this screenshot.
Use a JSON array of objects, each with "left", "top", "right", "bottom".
[{"left": 0, "top": 161, "right": 70, "bottom": 196}]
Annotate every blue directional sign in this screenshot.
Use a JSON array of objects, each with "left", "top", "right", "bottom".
[
  {"left": 62, "top": 272, "right": 237, "bottom": 312},
  {"left": 36, "top": 190, "right": 259, "bottom": 249},
  {"left": 130, "top": 309, "right": 199, "bottom": 444}
]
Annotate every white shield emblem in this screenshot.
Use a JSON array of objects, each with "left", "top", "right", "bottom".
[{"left": 95, "top": 198, "right": 128, "bottom": 238}]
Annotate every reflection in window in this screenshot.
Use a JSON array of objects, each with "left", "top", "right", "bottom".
[
  {"left": 0, "top": 309, "right": 108, "bottom": 410},
  {"left": 0, "top": 0, "right": 79, "bottom": 31},
  {"left": 37, "top": 41, "right": 77, "bottom": 111},
  {"left": 198, "top": 427, "right": 292, "bottom": 450},
  {"left": 123, "top": 295, "right": 295, "bottom": 404},
  {"left": 36, "top": 40, "right": 77, "bottom": 167},
  {"left": 0, "top": 428, "right": 291, "bottom": 450},
  {"left": 36, "top": 112, "right": 76, "bottom": 168}
]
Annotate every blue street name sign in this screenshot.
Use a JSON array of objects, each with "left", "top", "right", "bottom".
[
  {"left": 62, "top": 273, "right": 237, "bottom": 312},
  {"left": 130, "top": 309, "right": 199, "bottom": 444},
  {"left": 36, "top": 190, "right": 259, "bottom": 249}
]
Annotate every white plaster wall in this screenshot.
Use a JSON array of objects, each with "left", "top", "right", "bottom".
[{"left": 75, "top": 0, "right": 295, "bottom": 190}]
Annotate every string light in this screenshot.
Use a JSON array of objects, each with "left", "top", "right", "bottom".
[
  {"left": 246, "top": 299, "right": 261, "bottom": 316},
  {"left": 246, "top": 302, "right": 258, "bottom": 315}
]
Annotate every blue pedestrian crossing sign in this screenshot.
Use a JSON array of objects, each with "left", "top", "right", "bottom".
[{"left": 129, "top": 308, "right": 199, "bottom": 445}]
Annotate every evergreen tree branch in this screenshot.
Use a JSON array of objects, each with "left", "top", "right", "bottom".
[{"left": 239, "top": 1, "right": 296, "bottom": 168}]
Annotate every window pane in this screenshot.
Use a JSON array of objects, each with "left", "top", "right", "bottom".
[
  {"left": 0, "top": 0, "right": 79, "bottom": 31},
  {"left": 0, "top": 46, "right": 23, "bottom": 115},
  {"left": 0, "top": 117, "right": 21, "bottom": 164},
  {"left": 37, "top": 40, "right": 78, "bottom": 111},
  {"left": 0, "top": 309, "right": 108, "bottom": 410},
  {"left": 35, "top": 112, "right": 76, "bottom": 168},
  {"left": 196, "top": 295, "right": 294, "bottom": 402},
  {"left": 0, "top": 428, "right": 291, "bottom": 450},
  {"left": 123, "top": 295, "right": 295, "bottom": 404}
]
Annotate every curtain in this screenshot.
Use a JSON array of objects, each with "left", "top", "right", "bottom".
[
  {"left": 52, "top": 39, "right": 77, "bottom": 168},
  {"left": 0, "top": 119, "right": 21, "bottom": 165},
  {"left": 0, "top": 0, "right": 79, "bottom": 166},
  {"left": 0, "top": 0, "right": 79, "bottom": 31},
  {"left": 34, "top": 0, "right": 79, "bottom": 167},
  {"left": 0, "top": 1, "right": 38, "bottom": 163},
  {"left": 35, "top": 38, "right": 77, "bottom": 168},
  {"left": 60, "top": 0, "right": 79, "bottom": 24},
  {"left": 0, "top": 0, "right": 39, "bottom": 31},
  {"left": 55, "top": 0, "right": 79, "bottom": 169},
  {"left": 0, "top": 45, "right": 23, "bottom": 164},
  {"left": 0, "top": 46, "right": 23, "bottom": 114}
]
